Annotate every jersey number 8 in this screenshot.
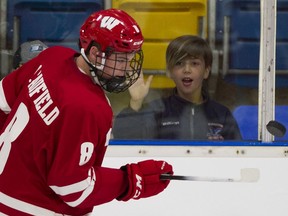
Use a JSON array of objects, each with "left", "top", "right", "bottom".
[{"left": 0, "top": 103, "right": 29, "bottom": 174}]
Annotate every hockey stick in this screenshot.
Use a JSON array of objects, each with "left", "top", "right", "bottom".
[{"left": 160, "top": 168, "right": 260, "bottom": 183}]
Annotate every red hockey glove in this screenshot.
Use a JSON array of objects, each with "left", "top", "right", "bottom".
[{"left": 117, "top": 159, "right": 173, "bottom": 201}]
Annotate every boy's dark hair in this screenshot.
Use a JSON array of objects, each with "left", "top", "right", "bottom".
[
  {"left": 165, "top": 35, "right": 213, "bottom": 96},
  {"left": 166, "top": 35, "right": 212, "bottom": 72}
]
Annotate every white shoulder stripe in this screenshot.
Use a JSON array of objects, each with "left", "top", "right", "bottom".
[{"left": 0, "top": 79, "right": 11, "bottom": 113}]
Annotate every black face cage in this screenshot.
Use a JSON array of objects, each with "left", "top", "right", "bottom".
[{"left": 96, "top": 50, "right": 144, "bottom": 93}]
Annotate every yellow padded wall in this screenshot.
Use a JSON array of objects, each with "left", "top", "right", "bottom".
[{"left": 112, "top": 0, "right": 207, "bottom": 88}]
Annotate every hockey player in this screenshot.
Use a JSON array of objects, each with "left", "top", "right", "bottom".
[{"left": 0, "top": 9, "right": 173, "bottom": 215}]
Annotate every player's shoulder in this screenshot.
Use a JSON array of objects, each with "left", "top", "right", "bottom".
[{"left": 40, "top": 46, "right": 77, "bottom": 58}]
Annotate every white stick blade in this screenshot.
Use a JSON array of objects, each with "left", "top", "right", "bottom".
[{"left": 240, "top": 168, "right": 260, "bottom": 182}]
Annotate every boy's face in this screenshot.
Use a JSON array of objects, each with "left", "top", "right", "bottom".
[{"left": 169, "top": 56, "right": 209, "bottom": 100}]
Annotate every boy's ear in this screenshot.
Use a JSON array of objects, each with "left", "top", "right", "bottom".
[{"left": 204, "top": 66, "right": 211, "bottom": 79}]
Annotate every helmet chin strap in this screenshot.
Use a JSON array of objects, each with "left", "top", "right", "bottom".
[{"left": 80, "top": 48, "right": 107, "bottom": 84}]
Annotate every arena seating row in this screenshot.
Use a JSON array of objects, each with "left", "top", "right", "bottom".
[
  {"left": 6, "top": 0, "right": 104, "bottom": 52},
  {"left": 5, "top": 0, "right": 288, "bottom": 88},
  {"left": 215, "top": 0, "right": 288, "bottom": 88},
  {"left": 5, "top": 0, "right": 207, "bottom": 88}
]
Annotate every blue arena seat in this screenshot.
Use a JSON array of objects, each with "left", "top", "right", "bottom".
[
  {"left": 214, "top": 0, "right": 288, "bottom": 87},
  {"left": 233, "top": 105, "right": 288, "bottom": 141},
  {"left": 6, "top": 0, "right": 104, "bottom": 51},
  {"left": 112, "top": 0, "right": 207, "bottom": 88}
]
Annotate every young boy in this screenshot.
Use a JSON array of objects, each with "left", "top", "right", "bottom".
[{"left": 113, "top": 35, "right": 242, "bottom": 140}]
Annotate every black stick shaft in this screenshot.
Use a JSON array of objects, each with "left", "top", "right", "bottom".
[{"left": 160, "top": 174, "right": 235, "bottom": 182}]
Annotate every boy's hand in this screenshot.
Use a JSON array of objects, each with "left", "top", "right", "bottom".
[{"left": 128, "top": 71, "right": 153, "bottom": 111}]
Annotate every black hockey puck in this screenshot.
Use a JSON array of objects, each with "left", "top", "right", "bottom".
[{"left": 266, "top": 120, "right": 286, "bottom": 137}]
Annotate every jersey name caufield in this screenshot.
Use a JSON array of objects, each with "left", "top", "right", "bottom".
[{"left": 28, "top": 65, "right": 59, "bottom": 125}]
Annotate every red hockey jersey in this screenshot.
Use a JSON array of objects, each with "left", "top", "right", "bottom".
[{"left": 0, "top": 46, "right": 127, "bottom": 215}]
